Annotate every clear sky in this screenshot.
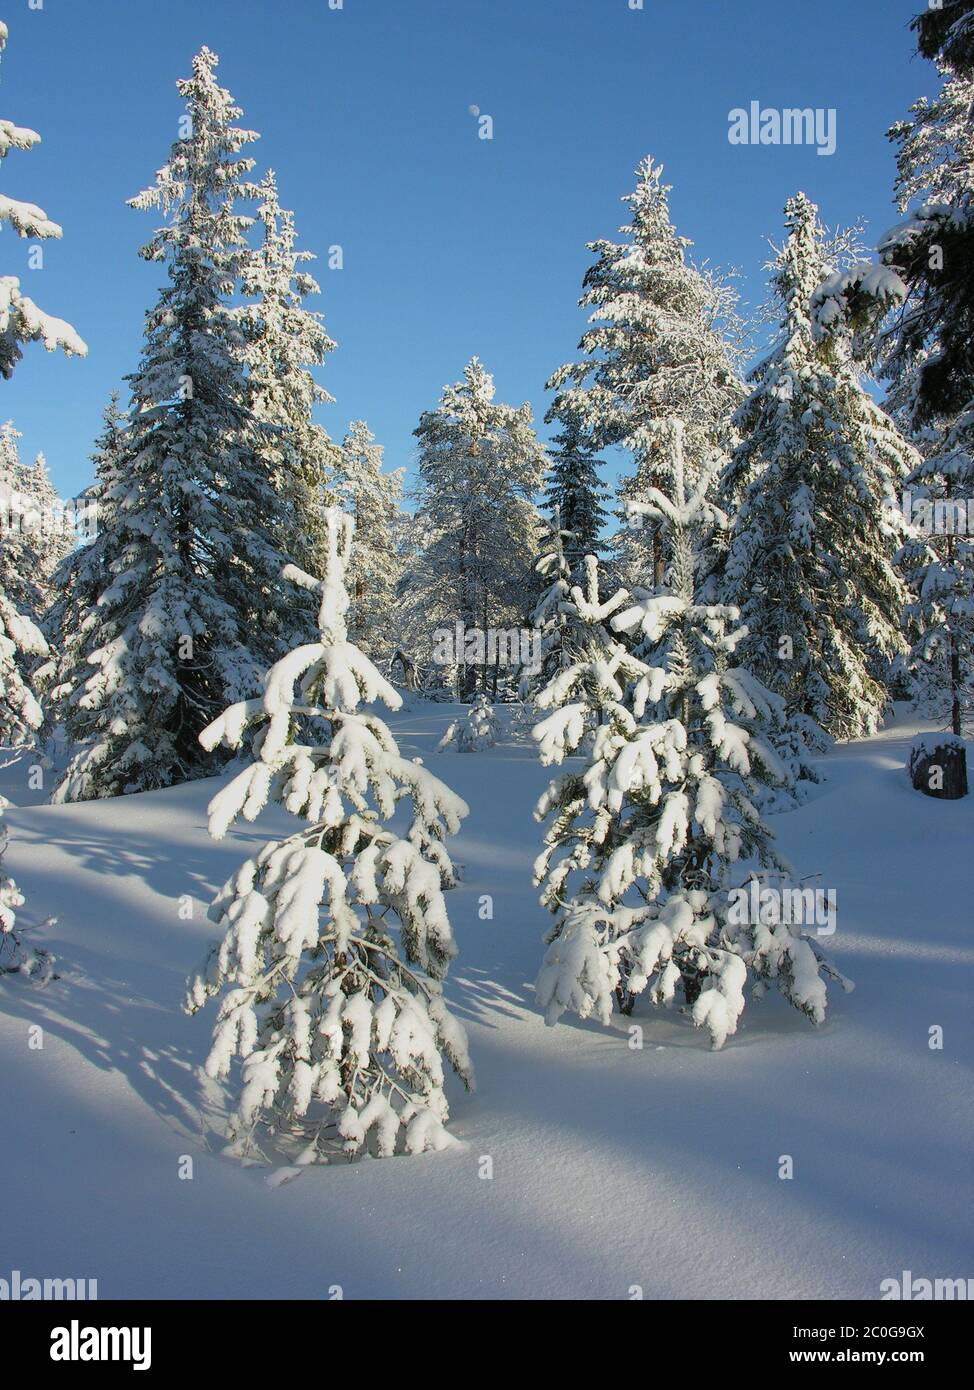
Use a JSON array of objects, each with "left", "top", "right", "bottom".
[{"left": 1, "top": 0, "right": 935, "bottom": 501}]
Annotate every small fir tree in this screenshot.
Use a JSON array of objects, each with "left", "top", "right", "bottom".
[
  {"left": 533, "top": 448, "right": 845, "bottom": 1047},
  {"left": 185, "top": 510, "right": 473, "bottom": 1162}
]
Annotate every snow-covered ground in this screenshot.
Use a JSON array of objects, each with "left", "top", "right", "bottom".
[{"left": 1, "top": 706, "right": 971, "bottom": 1300}]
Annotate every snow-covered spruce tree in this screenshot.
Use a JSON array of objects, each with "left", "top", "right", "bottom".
[
  {"left": 38, "top": 393, "right": 126, "bottom": 736},
  {"left": 185, "top": 510, "right": 473, "bottom": 1162},
  {"left": 0, "top": 446, "right": 52, "bottom": 955},
  {"left": 913, "top": 0, "right": 974, "bottom": 74},
  {"left": 0, "top": 421, "right": 45, "bottom": 618},
  {"left": 897, "top": 415, "right": 974, "bottom": 733},
  {"left": 0, "top": 19, "right": 86, "bottom": 376},
  {"left": 24, "top": 452, "right": 73, "bottom": 602},
  {"left": 0, "top": 574, "right": 46, "bottom": 752},
  {"left": 529, "top": 545, "right": 637, "bottom": 758},
  {"left": 533, "top": 456, "right": 843, "bottom": 1047},
  {"left": 885, "top": 24, "right": 974, "bottom": 735},
  {"left": 520, "top": 508, "right": 576, "bottom": 706},
  {"left": 547, "top": 157, "right": 741, "bottom": 590},
  {"left": 0, "top": 422, "right": 48, "bottom": 750},
  {"left": 811, "top": 4, "right": 974, "bottom": 426},
  {"left": 241, "top": 171, "right": 339, "bottom": 602},
  {"left": 0, "top": 426, "right": 71, "bottom": 621},
  {"left": 724, "top": 194, "right": 913, "bottom": 742},
  {"left": 521, "top": 429, "right": 611, "bottom": 704},
  {"left": 877, "top": 3, "right": 974, "bottom": 426},
  {"left": 541, "top": 414, "right": 610, "bottom": 572},
  {"left": 53, "top": 48, "right": 301, "bottom": 801},
  {"left": 812, "top": 13, "right": 974, "bottom": 737},
  {"left": 335, "top": 420, "right": 405, "bottom": 662},
  {"left": 404, "top": 358, "right": 545, "bottom": 698},
  {"left": 519, "top": 504, "right": 620, "bottom": 712},
  {"left": 436, "top": 693, "right": 499, "bottom": 752}
]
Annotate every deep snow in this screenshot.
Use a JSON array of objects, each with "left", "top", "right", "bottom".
[{"left": 1, "top": 705, "right": 971, "bottom": 1300}]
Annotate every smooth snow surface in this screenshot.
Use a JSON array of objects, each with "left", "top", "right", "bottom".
[{"left": 1, "top": 706, "right": 971, "bottom": 1299}]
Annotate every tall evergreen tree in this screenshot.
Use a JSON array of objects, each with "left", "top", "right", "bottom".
[
  {"left": 0, "top": 422, "right": 44, "bottom": 619},
  {"left": 0, "top": 420, "right": 48, "bottom": 748},
  {"left": 812, "top": 3, "right": 974, "bottom": 424},
  {"left": 724, "top": 194, "right": 913, "bottom": 742},
  {"left": 53, "top": 48, "right": 301, "bottom": 801},
  {"left": 0, "top": 19, "right": 81, "bottom": 954},
  {"left": 24, "top": 451, "right": 73, "bottom": 604},
  {"left": 540, "top": 415, "right": 609, "bottom": 571},
  {"left": 241, "top": 171, "right": 339, "bottom": 593},
  {"left": 0, "top": 568, "right": 46, "bottom": 752},
  {"left": 336, "top": 420, "right": 404, "bottom": 662},
  {"left": 877, "top": 32, "right": 974, "bottom": 735},
  {"left": 0, "top": 19, "right": 86, "bottom": 377},
  {"left": 851, "top": 4, "right": 974, "bottom": 736},
  {"left": 878, "top": 3, "right": 974, "bottom": 424},
  {"left": 521, "top": 508, "right": 576, "bottom": 705},
  {"left": 897, "top": 419, "right": 974, "bottom": 734},
  {"left": 39, "top": 393, "right": 127, "bottom": 731},
  {"left": 185, "top": 510, "right": 472, "bottom": 1162},
  {"left": 547, "top": 157, "right": 741, "bottom": 589},
  {"left": 405, "top": 358, "right": 545, "bottom": 698}
]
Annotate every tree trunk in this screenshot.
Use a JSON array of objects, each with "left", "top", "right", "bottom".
[{"left": 950, "top": 637, "right": 962, "bottom": 738}]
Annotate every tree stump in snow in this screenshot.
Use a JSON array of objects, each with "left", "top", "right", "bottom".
[{"left": 908, "top": 736, "right": 969, "bottom": 800}]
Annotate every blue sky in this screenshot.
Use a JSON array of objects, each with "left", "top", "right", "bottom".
[{"left": 1, "top": 0, "right": 934, "bottom": 501}]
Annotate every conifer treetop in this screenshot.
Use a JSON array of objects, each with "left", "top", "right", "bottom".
[
  {"left": 128, "top": 45, "right": 259, "bottom": 232},
  {"left": 547, "top": 155, "right": 741, "bottom": 468}
]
